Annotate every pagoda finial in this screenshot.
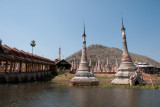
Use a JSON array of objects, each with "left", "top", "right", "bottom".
[
  {"left": 122, "top": 17, "right": 124, "bottom": 27},
  {"left": 84, "top": 24, "right": 85, "bottom": 34},
  {"left": 83, "top": 21, "right": 86, "bottom": 37},
  {"left": 121, "top": 17, "right": 125, "bottom": 31}
]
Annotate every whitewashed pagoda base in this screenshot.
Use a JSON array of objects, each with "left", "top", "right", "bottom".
[
  {"left": 111, "top": 71, "right": 146, "bottom": 85},
  {"left": 71, "top": 77, "right": 99, "bottom": 86},
  {"left": 111, "top": 78, "right": 130, "bottom": 85}
]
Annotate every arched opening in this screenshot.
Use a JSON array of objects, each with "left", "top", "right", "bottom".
[{"left": 135, "top": 81, "right": 139, "bottom": 85}]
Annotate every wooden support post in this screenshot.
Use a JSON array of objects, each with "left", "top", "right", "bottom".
[
  {"left": 38, "top": 64, "right": 39, "bottom": 71},
  {"left": 27, "top": 63, "right": 28, "bottom": 72},
  {"left": 32, "top": 63, "right": 33, "bottom": 72},
  {"left": 33, "top": 63, "right": 35, "bottom": 72},
  {"left": 9, "top": 61, "right": 13, "bottom": 73},
  {"left": 34, "top": 64, "right": 35, "bottom": 71},
  {"left": 19, "top": 62, "right": 22, "bottom": 73},
  {"left": 44, "top": 65, "right": 45, "bottom": 71},
  {"left": 36, "top": 64, "right": 37, "bottom": 71},
  {"left": 37, "top": 64, "right": 39, "bottom": 71},
  {"left": 27, "top": 63, "right": 29, "bottom": 72},
  {"left": 46, "top": 65, "right": 47, "bottom": 70},
  {"left": 25, "top": 63, "right": 27, "bottom": 72},
  {"left": 29, "top": 63, "right": 30, "bottom": 72},
  {"left": 0, "top": 61, "right": 1, "bottom": 72},
  {"left": 5, "top": 61, "right": 8, "bottom": 73},
  {"left": 30, "top": 63, "right": 33, "bottom": 72},
  {"left": 13, "top": 62, "right": 15, "bottom": 72},
  {"left": 48, "top": 65, "right": 50, "bottom": 71},
  {"left": 30, "top": 63, "right": 32, "bottom": 72},
  {"left": 42, "top": 64, "right": 44, "bottom": 71},
  {"left": 32, "top": 63, "right": 34, "bottom": 72},
  {"left": 28, "top": 63, "right": 30, "bottom": 72},
  {"left": 35, "top": 64, "right": 36, "bottom": 71}
]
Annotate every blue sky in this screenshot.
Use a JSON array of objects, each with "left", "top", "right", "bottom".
[{"left": 0, "top": 0, "right": 160, "bottom": 62}]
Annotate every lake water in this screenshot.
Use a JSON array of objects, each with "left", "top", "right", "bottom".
[{"left": 0, "top": 82, "right": 160, "bottom": 107}]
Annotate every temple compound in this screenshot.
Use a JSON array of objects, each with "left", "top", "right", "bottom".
[
  {"left": 0, "top": 40, "right": 55, "bottom": 82},
  {"left": 71, "top": 26, "right": 99, "bottom": 86},
  {"left": 111, "top": 20, "right": 146, "bottom": 85},
  {"left": 70, "top": 56, "right": 118, "bottom": 74},
  {"left": 135, "top": 61, "right": 159, "bottom": 74}
]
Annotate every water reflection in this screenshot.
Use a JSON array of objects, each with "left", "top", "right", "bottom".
[
  {"left": 0, "top": 82, "right": 160, "bottom": 107},
  {"left": 68, "top": 87, "right": 140, "bottom": 107}
]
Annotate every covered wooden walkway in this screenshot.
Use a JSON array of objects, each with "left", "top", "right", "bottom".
[{"left": 0, "top": 42, "right": 55, "bottom": 82}]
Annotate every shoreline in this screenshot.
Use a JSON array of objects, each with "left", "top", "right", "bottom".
[{"left": 51, "top": 73, "right": 160, "bottom": 90}]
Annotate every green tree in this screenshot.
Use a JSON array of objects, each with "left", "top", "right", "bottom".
[{"left": 30, "top": 40, "right": 36, "bottom": 54}]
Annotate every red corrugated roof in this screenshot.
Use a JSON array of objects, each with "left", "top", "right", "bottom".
[{"left": 0, "top": 44, "right": 54, "bottom": 64}]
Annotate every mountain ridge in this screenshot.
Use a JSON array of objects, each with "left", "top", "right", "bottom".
[{"left": 66, "top": 44, "right": 160, "bottom": 68}]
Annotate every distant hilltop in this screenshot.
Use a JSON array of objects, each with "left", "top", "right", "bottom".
[{"left": 66, "top": 44, "right": 160, "bottom": 68}]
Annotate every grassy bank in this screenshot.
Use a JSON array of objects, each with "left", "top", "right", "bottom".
[
  {"left": 95, "top": 75, "right": 160, "bottom": 90},
  {"left": 51, "top": 73, "right": 160, "bottom": 90}
]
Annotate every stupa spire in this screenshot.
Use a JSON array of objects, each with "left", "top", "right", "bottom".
[
  {"left": 111, "top": 19, "right": 146, "bottom": 86},
  {"left": 78, "top": 24, "right": 88, "bottom": 71},
  {"left": 58, "top": 47, "right": 61, "bottom": 61},
  {"left": 121, "top": 19, "right": 132, "bottom": 62},
  {"left": 71, "top": 24, "right": 99, "bottom": 86}
]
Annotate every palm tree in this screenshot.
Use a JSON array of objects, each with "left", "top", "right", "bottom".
[{"left": 30, "top": 40, "right": 36, "bottom": 54}]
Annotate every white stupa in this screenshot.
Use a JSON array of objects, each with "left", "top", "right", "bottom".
[
  {"left": 111, "top": 19, "right": 145, "bottom": 85},
  {"left": 71, "top": 25, "right": 99, "bottom": 86}
]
